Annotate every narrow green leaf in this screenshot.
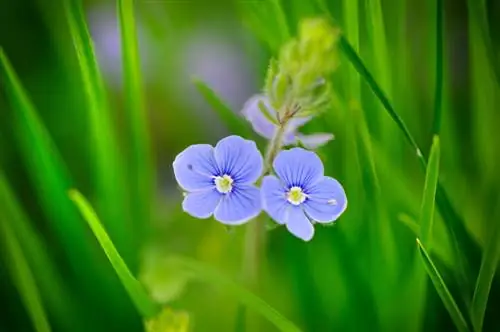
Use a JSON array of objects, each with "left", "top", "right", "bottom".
[
  {"left": 0, "top": 49, "right": 95, "bottom": 279},
  {"left": 63, "top": 0, "right": 130, "bottom": 260},
  {"left": 117, "top": 0, "right": 153, "bottom": 240},
  {"left": 68, "top": 189, "right": 161, "bottom": 318},
  {"left": 417, "top": 239, "right": 470, "bottom": 332},
  {"left": 419, "top": 136, "right": 440, "bottom": 249},
  {"left": 192, "top": 78, "right": 255, "bottom": 138},
  {"left": 431, "top": 0, "right": 444, "bottom": 135},
  {"left": 0, "top": 216, "right": 51, "bottom": 332},
  {"left": 470, "top": 208, "right": 500, "bottom": 332},
  {"left": 167, "top": 256, "right": 302, "bottom": 332},
  {"left": 397, "top": 213, "right": 420, "bottom": 236}
]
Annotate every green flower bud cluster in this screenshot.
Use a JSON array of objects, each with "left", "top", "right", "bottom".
[{"left": 265, "top": 17, "right": 340, "bottom": 123}]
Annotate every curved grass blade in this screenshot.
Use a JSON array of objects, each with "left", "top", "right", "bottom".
[
  {"left": 63, "top": 0, "right": 131, "bottom": 262},
  {"left": 0, "top": 49, "right": 97, "bottom": 279},
  {"left": 166, "top": 255, "right": 302, "bottom": 332},
  {"left": 432, "top": 0, "right": 444, "bottom": 136},
  {"left": 117, "top": 0, "right": 153, "bottom": 240},
  {"left": 192, "top": 78, "right": 255, "bottom": 139},
  {"left": 470, "top": 207, "right": 500, "bottom": 332},
  {"left": 398, "top": 213, "right": 420, "bottom": 236},
  {"left": 0, "top": 216, "right": 51, "bottom": 332},
  {"left": 417, "top": 239, "right": 470, "bottom": 332},
  {"left": 419, "top": 136, "right": 440, "bottom": 248},
  {"left": 68, "top": 189, "right": 160, "bottom": 318}
]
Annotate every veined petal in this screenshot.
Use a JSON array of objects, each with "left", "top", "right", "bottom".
[
  {"left": 261, "top": 175, "right": 289, "bottom": 224},
  {"left": 304, "top": 176, "right": 347, "bottom": 223},
  {"left": 241, "top": 94, "right": 277, "bottom": 140},
  {"left": 214, "top": 185, "right": 261, "bottom": 225},
  {"left": 214, "top": 135, "right": 263, "bottom": 184},
  {"left": 296, "top": 133, "right": 334, "bottom": 149},
  {"left": 182, "top": 189, "right": 221, "bottom": 219},
  {"left": 285, "top": 206, "right": 314, "bottom": 241},
  {"left": 173, "top": 144, "right": 218, "bottom": 191},
  {"left": 273, "top": 148, "right": 324, "bottom": 188}
]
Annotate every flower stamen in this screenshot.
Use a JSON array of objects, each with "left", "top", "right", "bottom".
[
  {"left": 287, "top": 186, "right": 307, "bottom": 205},
  {"left": 214, "top": 174, "right": 234, "bottom": 194}
]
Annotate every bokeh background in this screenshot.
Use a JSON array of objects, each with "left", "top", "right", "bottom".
[{"left": 1, "top": 0, "right": 499, "bottom": 331}]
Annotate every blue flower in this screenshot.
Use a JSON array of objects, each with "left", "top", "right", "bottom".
[
  {"left": 261, "top": 148, "right": 347, "bottom": 241},
  {"left": 173, "top": 135, "right": 263, "bottom": 225},
  {"left": 241, "top": 94, "right": 334, "bottom": 149}
]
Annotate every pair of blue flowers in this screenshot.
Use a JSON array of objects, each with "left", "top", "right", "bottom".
[{"left": 172, "top": 95, "right": 347, "bottom": 241}]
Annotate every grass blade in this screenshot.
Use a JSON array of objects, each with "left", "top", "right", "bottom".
[
  {"left": 0, "top": 216, "right": 51, "bottom": 332},
  {"left": 417, "top": 239, "right": 470, "bottom": 332},
  {"left": 68, "top": 189, "right": 161, "bottom": 318},
  {"left": 167, "top": 256, "right": 302, "bottom": 332},
  {"left": 419, "top": 136, "right": 440, "bottom": 248},
  {"left": 63, "top": 0, "right": 131, "bottom": 261},
  {"left": 117, "top": 0, "right": 153, "bottom": 240},
  {"left": 431, "top": 0, "right": 444, "bottom": 136},
  {"left": 470, "top": 208, "right": 500, "bottom": 332},
  {"left": 192, "top": 78, "right": 255, "bottom": 139}
]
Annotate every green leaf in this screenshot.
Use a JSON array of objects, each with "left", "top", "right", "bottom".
[
  {"left": 63, "top": 0, "right": 131, "bottom": 261},
  {"left": 397, "top": 213, "right": 420, "bottom": 236},
  {"left": 419, "top": 136, "right": 440, "bottom": 249},
  {"left": 68, "top": 189, "right": 161, "bottom": 318},
  {"left": 0, "top": 214, "right": 51, "bottom": 332},
  {"left": 117, "top": 0, "right": 153, "bottom": 240},
  {"left": 166, "top": 256, "right": 302, "bottom": 332},
  {"left": 192, "top": 78, "right": 255, "bottom": 138},
  {"left": 431, "top": 0, "right": 444, "bottom": 135},
  {"left": 0, "top": 49, "right": 95, "bottom": 281},
  {"left": 470, "top": 208, "right": 500, "bottom": 332},
  {"left": 417, "top": 239, "right": 470, "bottom": 332}
]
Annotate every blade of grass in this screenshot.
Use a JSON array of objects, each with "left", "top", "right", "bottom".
[
  {"left": 0, "top": 216, "right": 51, "bottom": 332},
  {"left": 117, "top": 0, "right": 153, "bottom": 242},
  {"left": 470, "top": 207, "right": 500, "bottom": 332},
  {"left": 63, "top": 0, "right": 131, "bottom": 263},
  {"left": 417, "top": 238, "right": 470, "bottom": 332},
  {"left": 398, "top": 213, "right": 420, "bottom": 236},
  {"left": 431, "top": 0, "right": 444, "bottom": 136},
  {"left": 419, "top": 136, "right": 440, "bottom": 248},
  {"left": 68, "top": 189, "right": 160, "bottom": 318},
  {"left": 166, "top": 255, "right": 302, "bottom": 332},
  {"left": 0, "top": 49, "right": 97, "bottom": 282},
  {"left": 192, "top": 78, "right": 256, "bottom": 139}
]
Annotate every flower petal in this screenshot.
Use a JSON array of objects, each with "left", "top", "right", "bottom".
[
  {"left": 285, "top": 206, "right": 314, "bottom": 241},
  {"left": 173, "top": 144, "right": 218, "bottom": 191},
  {"left": 304, "top": 176, "right": 347, "bottom": 223},
  {"left": 273, "top": 148, "right": 324, "bottom": 188},
  {"left": 241, "top": 94, "right": 277, "bottom": 140},
  {"left": 296, "top": 133, "right": 334, "bottom": 149},
  {"left": 261, "top": 175, "right": 289, "bottom": 224},
  {"left": 214, "top": 185, "right": 261, "bottom": 225},
  {"left": 182, "top": 189, "right": 221, "bottom": 219},
  {"left": 214, "top": 135, "right": 263, "bottom": 184}
]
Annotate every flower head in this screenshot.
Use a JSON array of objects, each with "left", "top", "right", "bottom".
[
  {"left": 261, "top": 148, "right": 347, "bottom": 241},
  {"left": 173, "top": 135, "right": 263, "bottom": 225},
  {"left": 242, "top": 94, "right": 334, "bottom": 149}
]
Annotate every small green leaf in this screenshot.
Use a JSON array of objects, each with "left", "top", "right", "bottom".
[
  {"left": 417, "top": 238, "right": 470, "bottom": 332},
  {"left": 419, "top": 136, "right": 440, "bottom": 249},
  {"left": 192, "top": 78, "right": 255, "bottom": 138},
  {"left": 68, "top": 189, "right": 161, "bottom": 318},
  {"left": 166, "top": 256, "right": 302, "bottom": 332}
]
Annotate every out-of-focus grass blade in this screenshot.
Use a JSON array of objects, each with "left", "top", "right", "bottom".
[
  {"left": 432, "top": 0, "right": 444, "bottom": 135},
  {"left": 0, "top": 216, "right": 51, "bottom": 332},
  {"left": 0, "top": 49, "right": 95, "bottom": 278},
  {"left": 167, "top": 256, "right": 302, "bottom": 332},
  {"left": 419, "top": 136, "right": 440, "bottom": 248},
  {"left": 63, "top": 0, "right": 131, "bottom": 261},
  {"left": 68, "top": 189, "right": 161, "bottom": 318},
  {"left": 417, "top": 239, "right": 470, "bottom": 332},
  {"left": 470, "top": 208, "right": 500, "bottom": 332},
  {"left": 0, "top": 173, "right": 81, "bottom": 332},
  {"left": 117, "top": 0, "right": 153, "bottom": 240},
  {"left": 398, "top": 214, "right": 420, "bottom": 236},
  {"left": 192, "top": 78, "right": 255, "bottom": 139}
]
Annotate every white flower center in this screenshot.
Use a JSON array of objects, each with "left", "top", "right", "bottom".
[
  {"left": 214, "top": 174, "right": 234, "bottom": 193},
  {"left": 287, "top": 186, "right": 307, "bottom": 205}
]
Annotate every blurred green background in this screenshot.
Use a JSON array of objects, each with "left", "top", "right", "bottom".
[{"left": 1, "top": 0, "right": 499, "bottom": 331}]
